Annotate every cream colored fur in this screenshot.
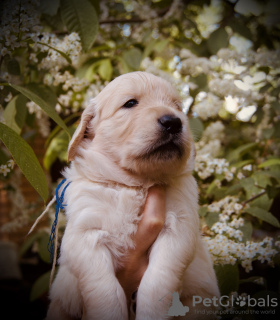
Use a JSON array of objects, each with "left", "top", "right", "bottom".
[{"left": 46, "top": 72, "right": 220, "bottom": 320}]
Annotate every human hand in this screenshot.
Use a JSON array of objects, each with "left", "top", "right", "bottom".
[{"left": 116, "top": 185, "right": 166, "bottom": 305}]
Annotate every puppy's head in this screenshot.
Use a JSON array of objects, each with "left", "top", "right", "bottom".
[{"left": 68, "top": 72, "right": 194, "bottom": 181}]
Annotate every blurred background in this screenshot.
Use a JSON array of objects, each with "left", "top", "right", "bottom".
[{"left": 0, "top": 0, "right": 280, "bottom": 318}]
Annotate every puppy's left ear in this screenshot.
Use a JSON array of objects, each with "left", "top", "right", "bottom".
[{"left": 68, "top": 101, "right": 95, "bottom": 161}]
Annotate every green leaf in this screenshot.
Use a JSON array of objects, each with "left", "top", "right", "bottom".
[
  {"left": 188, "top": 117, "right": 204, "bottom": 142},
  {"left": 225, "top": 183, "right": 243, "bottom": 195},
  {"left": 117, "top": 56, "right": 131, "bottom": 74},
  {"left": 0, "top": 123, "right": 49, "bottom": 202},
  {"left": 258, "top": 158, "right": 280, "bottom": 169},
  {"left": 252, "top": 171, "right": 272, "bottom": 189},
  {"left": 204, "top": 212, "right": 220, "bottom": 228},
  {"left": 207, "top": 28, "right": 229, "bottom": 55},
  {"left": 75, "top": 57, "right": 103, "bottom": 79},
  {"left": 98, "top": 59, "right": 113, "bottom": 81},
  {"left": 266, "top": 185, "right": 280, "bottom": 199},
  {"left": 37, "top": 41, "right": 72, "bottom": 64},
  {"left": 38, "top": 233, "right": 51, "bottom": 263},
  {"left": 206, "top": 179, "right": 218, "bottom": 197},
  {"left": 143, "top": 39, "right": 158, "bottom": 58},
  {"left": 44, "top": 127, "right": 75, "bottom": 170},
  {"left": 7, "top": 59, "right": 20, "bottom": 75},
  {"left": 250, "top": 193, "right": 273, "bottom": 211},
  {"left": 154, "top": 39, "right": 169, "bottom": 53},
  {"left": 214, "top": 264, "right": 239, "bottom": 296},
  {"left": 88, "top": 0, "right": 100, "bottom": 15},
  {"left": 144, "top": 39, "right": 169, "bottom": 58},
  {"left": 45, "top": 113, "right": 80, "bottom": 147},
  {"left": 245, "top": 207, "right": 280, "bottom": 228},
  {"left": 239, "top": 221, "right": 253, "bottom": 243},
  {"left": 231, "top": 159, "right": 253, "bottom": 169},
  {"left": 41, "top": 11, "right": 65, "bottom": 31},
  {"left": 227, "top": 17, "right": 253, "bottom": 39},
  {"left": 10, "top": 83, "right": 70, "bottom": 137},
  {"left": 39, "top": 0, "right": 60, "bottom": 16},
  {"left": 198, "top": 206, "right": 208, "bottom": 217},
  {"left": 227, "top": 142, "right": 257, "bottom": 162},
  {"left": 3, "top": 94, "right": 28, "bottom": 134},
  {"left": 60, "top": 0, "right": 99, "bottom": 52},
  {"left": 122, "top": 48, "right": 142, "bottom": 70},
  {"left": 0, "top": 148, "right": 9, "bottom": 164},
  {"left": 253, "top": 170, "right": 280, "bottom": 181},
  {"left": 30, "top": 270, "right": 51, "bottom": 301}
]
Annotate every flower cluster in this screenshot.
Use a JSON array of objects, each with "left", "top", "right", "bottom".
[
  {"left": 207, "top": 196, "right": 244, "bottom": 241},
  {"left": 201, "top": 196, "right": 279, "bottom": 272},
  {"left": 204, "top": 235, "right": 278, "bottom": 272},
  {"left": 0, "top": 0, "right": 41, "bottom": 56},
  {"left": 33, "top": 32, "right": 82, "bottom": 70},
  {"left": 0, "top": 160, "right": 15, "bottom": 177},
  {"left": 180, "top": 49, "right": 216, "bottom": 77},
  {"left": 195, "top": 121, "right": 225, "bottom": 157},
  {"left": 192, "top": 92, "right": 223, "bottom": 121},
  {"left": 194, "top": 0, "right": 223, "bottom": 38},
  {"left": 194, "top": 154, "right": 233, "bottom": 181}
]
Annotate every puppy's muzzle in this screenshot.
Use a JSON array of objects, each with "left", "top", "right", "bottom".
[{"left": 158, "top": 115, "right": 182, "bottom": 134}]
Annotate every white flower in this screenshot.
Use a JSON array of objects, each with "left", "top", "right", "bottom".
[
  {"left": 195, "top": 0, "right": 223, "bottom": 38},
  {"left": 275, "top": 241, "right": 280, "bottom": 248},
  {"left": 7, "top": 159, "right": 15, "bottom": 169},
  {"left": 193, "top": 93, "right": 223, "bottom": 120},
  {"left": 224, "top": 95, "right": 240, "bottom": 114},
  {"left": 221, "top": 59, "right": 247, "bottom": 75},
  {"left": 0, "top": 164, "right": 10, "bottom": 176},
  {"left": 4, "top": 92, "right": 13, "bottom": 102},
  {"left": 237, "top": 172, "right": 245, "bottom": 180},
  {"left": 243, "top": 164, "right": 252, "bottom": 171}
]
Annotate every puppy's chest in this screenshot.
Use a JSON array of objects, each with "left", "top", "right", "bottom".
[
  {"left": 68, "top": 183, "right": 148, "bottom": 250},
  {"left": 102, "top": 185, "right": 147, "bottom": 234}
]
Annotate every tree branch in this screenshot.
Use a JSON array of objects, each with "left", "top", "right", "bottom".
[{"left": 242, "top": 190, "right": 266, "bottom": 207}]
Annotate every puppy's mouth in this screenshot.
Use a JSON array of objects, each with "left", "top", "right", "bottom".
[{"left": 143, "top": 136, "right": 184, "bottom": 161}]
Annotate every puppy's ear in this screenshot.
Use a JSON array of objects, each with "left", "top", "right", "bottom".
[{"left": 68, "top": 101, "right": 95, "bottom": 161}]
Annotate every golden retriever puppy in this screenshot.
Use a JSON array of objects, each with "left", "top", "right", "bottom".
[{"left": 47, "top": 72, "right": 220, "bottom": 320}]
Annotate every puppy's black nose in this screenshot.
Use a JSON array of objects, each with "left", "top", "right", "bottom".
[{"left": 158, "top": 115, "right": 182, "bottom": 134}]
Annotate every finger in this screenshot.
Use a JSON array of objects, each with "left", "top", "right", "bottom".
[{"left": 132, "top": 185, "right": 166, "bottom": 255}]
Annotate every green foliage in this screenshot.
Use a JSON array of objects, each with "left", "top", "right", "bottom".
[
  {"left": 214, "top": 264, "right": 239, "bottom": 296},
  {"left": 60, "top": 0, "right": 99, "bottom": 51},
  {"left": 0, "top": 123, "right": 49, "bottom": 202},
  {"left": 44, "top": 126, "right": 76, "bottom": 170},
  {"left": 122, "top": 47, "right": 143, "bottom": 71},
  {"left": 39, "top": 0, "right": 60, "bottom": 16},
  {"left": 207, "top": 28, "right": 229, "bottom": 54},
  {"left": 30, "top": 270, "right": 51, "bottom": 301},
  {"left": 10, "top": 84, "right": 71, "bottom": 137},
  {"left": 3, "top": 95, "right": 28, "bottom": 134},
  {"left": 245, "top": 207, "right": 280, "bottom": 228},
  {"left": 98, "top": 59, "right": 113, "bottom": 81}
]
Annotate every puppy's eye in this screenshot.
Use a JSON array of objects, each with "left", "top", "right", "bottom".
[{"left": 122, "top": 99, "right": 138, "bottom": 109}]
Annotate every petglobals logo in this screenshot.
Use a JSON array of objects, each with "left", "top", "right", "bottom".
[
  {"left": 159, "top": 292, "right": 279, "bottom": 318},
  {"left": 193, "top": 294, "right": 278, "bottom": 309}
]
